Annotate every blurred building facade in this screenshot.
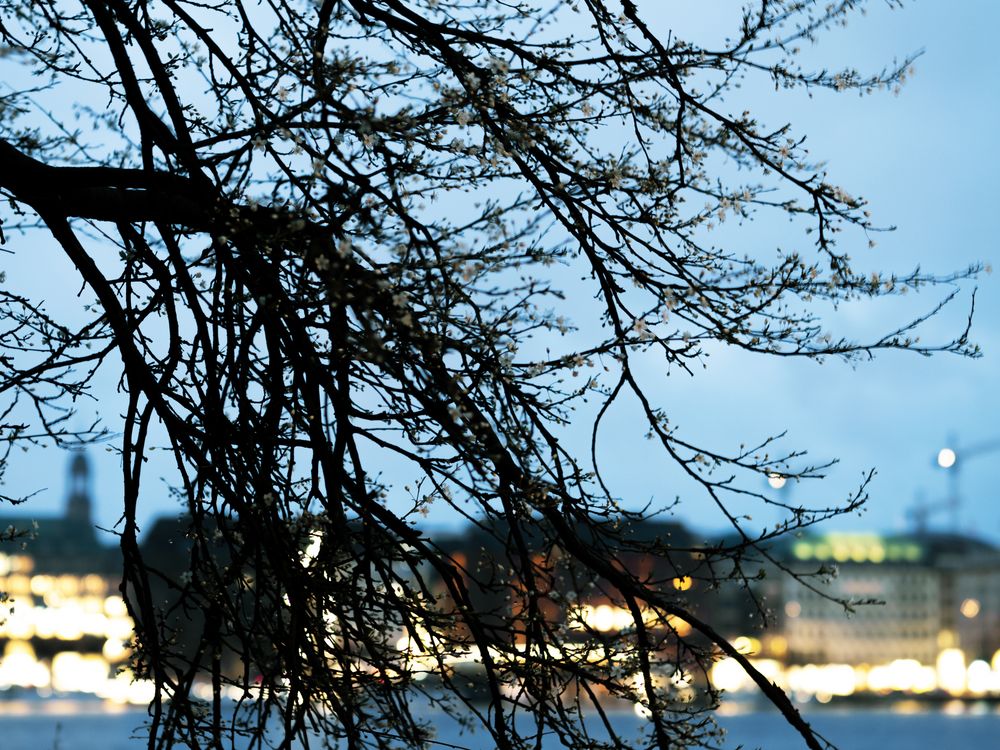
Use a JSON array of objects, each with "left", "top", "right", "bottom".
[
  {"left": 4, "top": 468, "right": 1000, "bottom": 702},
  {"left": 431, "top": 522, "right": 1000, "bottom": 699},
  {"left": 773, "top": 532, "right": 1000, "bottom": 667},
  {"left": 0, "top": 453, "right": 140, "bottom": 700}
]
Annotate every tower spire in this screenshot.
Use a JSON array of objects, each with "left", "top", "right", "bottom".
[{"left": 66, "top": 451, "right": 92, "bottom": 526}]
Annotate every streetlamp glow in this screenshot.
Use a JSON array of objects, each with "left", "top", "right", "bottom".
[
  {"left": 937, "top": 448, "right": 957, "bottom": 469},
  {"left": 767, "top": 473, "right": 787, "bottom": 490},
  {"left": 960, "top": 598, "right": 981, "bottom": 619}
]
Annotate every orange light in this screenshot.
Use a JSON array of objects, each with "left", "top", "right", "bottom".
[
  {"left": 960, "top": 598, "right": 981, "bottom": 618},
  {"left": 672, "top": 576, "right": 693, "bottom": 591}
]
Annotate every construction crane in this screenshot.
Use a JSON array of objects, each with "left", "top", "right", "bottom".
[
  {"left": 909, "top": 434, "right": 1000, "bottom": 533},
  {"left": 907, "top": 489, "right": 957, "bottom": 534}
]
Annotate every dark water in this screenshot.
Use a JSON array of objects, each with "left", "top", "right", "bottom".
[{"left": 1, "top": 700, "right": 998, "bottom": 750}]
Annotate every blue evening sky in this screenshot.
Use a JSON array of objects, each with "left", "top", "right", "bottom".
[{"left": 2, "top": 2, "right": 998, "bottom": 543}]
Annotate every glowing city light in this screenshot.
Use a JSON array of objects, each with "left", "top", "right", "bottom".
[
  {"left": 768, "top": 636, "right": 789, "bottom": 658},
  {"left": 966, "top": 660, "right": 994, "bottom": 695},
  {"left": 960, "top": 598, "right": 981, "bottom": 618},
  {"left": 711, "top": 657, "right": 752, "bottom": 692},
  {"left": 567, "top": 603, "right": 692, "bottom": 636},
  {"left": 51, "top": 652, "right": 109, "bottom": 693},
  {"left": 672, "top": 575, "right": 693, "bottom": 591},
  {"left": 936, "top": 648, "right": 967, "bottom": 696},
  {"left": 591, "top": 604, "right": 618, "bottom": 632},
  {"left": 866, "top": 659, "right": 936, "bottom": 694},
  {"left": 731, "top": 636, "right": 761, "bottom": 655}
]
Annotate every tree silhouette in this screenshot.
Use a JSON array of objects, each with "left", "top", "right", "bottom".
[{"left": 0, "top": 1, "right": 979, "bottom": 749}]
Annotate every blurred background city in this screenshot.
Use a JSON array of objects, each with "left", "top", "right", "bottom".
[{"left": 3, "top": 449, "right": 1000, "bottom": 711}]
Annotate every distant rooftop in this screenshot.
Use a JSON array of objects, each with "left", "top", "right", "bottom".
[
  {"left": 0, "top": 451, "right": 116, "bottom": 574},
  {"left": 780, "top": 530, "right": 995, "bottom": 566}
]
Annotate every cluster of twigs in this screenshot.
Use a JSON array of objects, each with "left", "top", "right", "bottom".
[{"left": 0, "top": 1, "right": 978, "bottom": 749}]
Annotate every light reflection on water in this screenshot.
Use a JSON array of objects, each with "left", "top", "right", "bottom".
[
  {"left": 0, "top": 697, "right": 138, "bottom": 716},
  {"left": 0, "top": 700, "right": 998, "bottom": 750}
]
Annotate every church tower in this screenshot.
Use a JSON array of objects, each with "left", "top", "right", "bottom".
[{"left": 66, "top": 451, "right": 93, "bottom": 526}]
